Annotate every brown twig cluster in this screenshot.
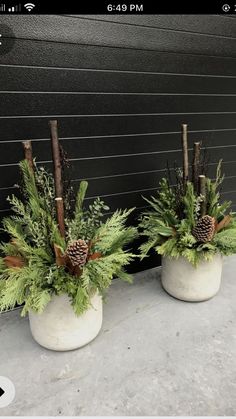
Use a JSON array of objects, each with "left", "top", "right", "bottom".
[
  {"left": 166, "top": 124, "right": 211, "bottom": 218},
  {"left": 20, "top": 120, "right": 102, "bottom": 277},
  {"left": 22, "top": 121, "right": 66, "bottom": 238},
  {"left": 181, "top": 123, "right": 207, "bottom": 216}
]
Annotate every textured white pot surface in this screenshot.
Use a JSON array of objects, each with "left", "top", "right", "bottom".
[
  {"left": 29, "top": 292, "right": 103, "bottom": 351},
  {"left": 161, "top": 254, "right": 223, "bottom": 302}
]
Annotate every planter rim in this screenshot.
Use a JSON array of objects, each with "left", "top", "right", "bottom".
[{"left": 162, "top": 252, "right": 223, "bottom": 265}]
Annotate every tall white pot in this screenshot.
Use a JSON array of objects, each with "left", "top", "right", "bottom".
[
  {"left": 161, "top": 254, "right": 223, "bottom": 302},
  {"left": 29, "top": 292, "right": 103, "bottom": 351}
]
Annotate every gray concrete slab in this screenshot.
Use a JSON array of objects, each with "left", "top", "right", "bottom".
[{"left": 1, "top": 256, "right": 236, "bottom": 416}]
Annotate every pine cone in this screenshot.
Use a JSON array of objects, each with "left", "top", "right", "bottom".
[
  {"left": 66, "top": 239, "right": 89, "bottom": 267},
  {"left": 192, "top": 215, "right": 215, "bottom": 243}
]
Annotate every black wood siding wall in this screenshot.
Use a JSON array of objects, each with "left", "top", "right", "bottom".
[{"left": 0, "top": 15, "right": 236, "bottom": 271}]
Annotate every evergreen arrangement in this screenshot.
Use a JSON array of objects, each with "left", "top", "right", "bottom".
[
  {"left": 0, "top": 123, "right": 137, "bottom": 315},
  {"left": 139, "top": 124, "right": 236, "bottom": 266}
]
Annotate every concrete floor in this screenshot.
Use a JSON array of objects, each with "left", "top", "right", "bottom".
[{"left": 1, "top": 256, "right": 236, "bottom": 416}]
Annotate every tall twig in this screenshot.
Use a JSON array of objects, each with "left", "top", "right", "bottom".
[
  {"left": 49, "top": 120, "right": 66, "bottom": 238},
  {"left": 199, "top": 175, "right": 207, "bottom": 217},
  {"left": 200, "top": 146, "right": 210, "bottom": 178},
  {"left": 55, "top": 197, "right": 66, "bottom": 236},
  {"left": 22, "top": 140, "right": 34, "bottom": 172},
  {"left": 181, "top": 124, "right": 189, "bottom": 188},
  {"left": 192, "top": 142, "right": 201, "bottom": 192}
]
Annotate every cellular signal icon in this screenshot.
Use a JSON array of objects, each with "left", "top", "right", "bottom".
[
  {"left": 24, "top": 2, "right": 35, "bottom": 11},
  {"left": 7, "top": 4, "right": 21, "bottom": 11}
]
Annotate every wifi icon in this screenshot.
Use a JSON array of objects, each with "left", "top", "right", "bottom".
[{"left": 24, "top": 2, "right": 35, "bottom": 11}]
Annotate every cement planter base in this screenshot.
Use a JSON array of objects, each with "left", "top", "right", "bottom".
[
  {"left": 161, "top": 254, "right": 223, "bottom": 302},
  {"left": 29, "top": 292, "right": 103, "bottom": 351}
]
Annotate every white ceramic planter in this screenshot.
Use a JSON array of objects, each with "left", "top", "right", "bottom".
[
  {"left": 29, "top": 292, "right": 103, "bottom": 351},
  {"left": 161, "top": 254, "right": 223, "bottom": 302}
]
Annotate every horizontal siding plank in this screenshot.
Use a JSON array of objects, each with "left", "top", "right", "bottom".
[
  {"left": 1, "top": 115, "right": 236, "bottom": 141},
  {"left": 0, "top": 152, "right": 181, "bottom": 188},
  {"left": 1, "top": 130, "right": 236, "bottom": 165},
  {"left": 59, "top": 185, "right": 236, "bottom": 213},
  {"left": 2, "top": 67, "right": 236, "bottom": 94},
  {"left": 75, "top": 170, "right": 236, "bottom": 200},
  {"left": 221, "top": 191, "right": 236, "bottom": 202},
  {"left": 0, "top": 160, "right": 234, "bottom": 200},
  {"left": 1, "top": 15, "right": 236, "bottom": 57},
  {"left": 0, "top": 148, "right": 235, "bottom": 191},
  {"left": 222, "top": 176, "right": 236, "bottom": 191},
  {"left": 199, "top": 161, "right": 236, "bottom": 180},
  {"left": 68, "top": 15, "right": 236, "bottom": 38},
  {"left": 2, "top": 185, "right": 235, "bottom": 213},
  {"left": 0, "top": 180, "right": 236, "bottom": 212},
  {"left": 1, "top": 94, "right": 236, "bottom": 116},
  {"left": 1, "top": 40, "right": 236, "bottom": 77}
]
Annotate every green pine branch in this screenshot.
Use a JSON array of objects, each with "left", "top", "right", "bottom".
[
  {"left": 139, "top": 161, "right": 236, "bottom": 266},
  {"left": 0, "top": 160, "right": 138, "bottom": 316}
]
